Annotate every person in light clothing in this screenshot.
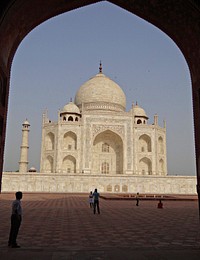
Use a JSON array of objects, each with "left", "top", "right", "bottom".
[{"left": 89, "top": 191, "right": 94, "bottom": 208}]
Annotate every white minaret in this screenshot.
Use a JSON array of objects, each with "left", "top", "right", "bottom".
[{"left": 19, "top": 119, "right": 30, "bottom": 172}]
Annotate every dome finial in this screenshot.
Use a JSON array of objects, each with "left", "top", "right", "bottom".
[{"left": 99, "top": 61, "right": 102, "bottom": 73}]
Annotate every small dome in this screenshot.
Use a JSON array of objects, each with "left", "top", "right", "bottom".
[
  {"left": 62, "top": 101, "right": 80, "bottom": 114},
  {"left": 23, "top": 119, "right": 30, "bottom": 126},
  {"left": 134, "top": 104, "right": 148, "bottom": 118},
  {"left": 74, "top": 72, "right": 126, "bottom": 112},
  {"left": 29, "top": 167, "right": 37, "bottom": 172}
]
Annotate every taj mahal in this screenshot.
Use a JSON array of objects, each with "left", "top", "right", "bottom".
[{"left": 2, "top": 64, "right": 197, "bottom": 194}]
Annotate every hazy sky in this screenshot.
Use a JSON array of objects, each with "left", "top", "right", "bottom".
[{"left": 3, "top": 2, "right": 196, "bottom": 176}]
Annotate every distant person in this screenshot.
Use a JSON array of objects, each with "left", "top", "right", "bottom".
[
  {"left": 8, "top": 191, "right": 23, "bottom": 248},
  {"left": 93, "top": 188, "right": 100, "bottom": 214},
  {"left": 89, "top": 191, "right": 94, "bottom": 208},
  {"left": 157, "top": 200, "right": 163, "bottom": 209},
  {"left": 136, "top": 192, "right": 139, "bottom": 206}
]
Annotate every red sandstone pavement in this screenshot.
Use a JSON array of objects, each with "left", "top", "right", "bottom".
[{"left": 1, "top": 193, "right": 200, "bottom": 259}]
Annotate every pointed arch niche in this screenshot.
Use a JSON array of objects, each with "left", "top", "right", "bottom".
[
  {"left": 92, "top": 130, "right": 123, "bottom": 175},
  {"left": 63, "top": 131, "right": 77, "bottom": 150},
  {"left": 45, "top": 132, "right": 54, "bottom": 150},
  {"left": 139, "top": 134, "right": 151, "bottom": 153},
  {"left": 139, "top": 157, "right": 152, "bottom": 175},
  {"left": 159, "top": 159, "right": 164, "bottom": 175},
  {"left": 62, "top": 155, "right": 76, "bottom": 173},
  {"left": 45, "top": 155, "right": 53, "bottom": 173},
  {"left": 158, "top": 136, "right": 164, "bottom": 154}
]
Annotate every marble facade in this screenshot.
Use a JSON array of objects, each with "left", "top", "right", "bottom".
[{"left": 1, "top": 66, "right": 197, "bottom": 194}]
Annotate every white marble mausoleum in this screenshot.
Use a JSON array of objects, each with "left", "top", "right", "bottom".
[{"left": 2, "top": 65, "right": 197, "bottom": 194}]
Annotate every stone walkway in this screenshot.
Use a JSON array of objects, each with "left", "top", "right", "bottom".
[{"left": 0, "top": 193, "right": 200, "bottom": 259}]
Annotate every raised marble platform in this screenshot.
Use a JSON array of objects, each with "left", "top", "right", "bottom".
[{"left": 1, "top": 172, "right": 197, "bottom": 194}]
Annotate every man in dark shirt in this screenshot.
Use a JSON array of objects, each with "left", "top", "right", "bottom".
[
  {"left": 93, "top": 188, "right": 100, "bottom": 214},
  {"left": 8, "top": 191, "right": 23, "bottom": 248}
]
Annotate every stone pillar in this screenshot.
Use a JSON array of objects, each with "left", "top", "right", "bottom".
[
  {"left": 154, "top": 114, "right": 158, "bottom": 125},
  {"left": 19, "top": 119, "right": 30, "bottom": 172}
]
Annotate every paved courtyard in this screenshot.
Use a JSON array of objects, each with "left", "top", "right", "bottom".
[{"left": 0, "top": 193, "right": 200, "bottom": 259}]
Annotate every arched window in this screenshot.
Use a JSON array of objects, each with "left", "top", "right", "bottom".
[
  {"left": 159, "top": 159, "right": 164, "bottom": 173},
  {"left": 107, "top": 185, "right": 112, "bottom": 192},
  {"left": 63, "top": 131, "right": 77, "bottom": 150},
  {"left": 62, "top": 155, "right": 76, "bottom": 173},
  {"left": 102, "top": 143, "right": 109, "bottom": 152},
  {"left": 68, "top": 116, "right": 73, "bottom": 121},
  {"left": 122, "top": 185, "right": 128, "bottom": 192},
  {"left": 101, "top": 162, "right": 109, "bottom": 174},
  {"left": 139, "top": 157, "right": 152, "bottom": 175},
  {"left": 139, "top": 134, "right": 151, "bottom": 152},
  {"left": 75, "top": 117, "right": 78, "bottom": 121},
  {"left": 63, "top": 116, "right": 66, "bottom": 121},
  {"left": 114, "top": 185, "right": 120, "bottom": 192},
  {"left": 45, "top": 132, "right": 54, "bottom": 150},
  {"left": 158, "top": 136, "right": 164, "bottom": 154},
  {"left": 45, "top": 155, "right": 53, "bottom": 173},
  {"left": 137, "top": 119, "right": 142, "bottom": 124}
]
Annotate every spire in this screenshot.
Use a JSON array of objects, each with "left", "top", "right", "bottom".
[
  {"left": 99, "top": 61, "right": 102, "bottom": 73},
  {"left": 70, "top": 97, "right": 72, "bottom": 102}
]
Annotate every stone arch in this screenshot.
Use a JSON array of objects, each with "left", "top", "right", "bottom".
[
  {"left": 159, "top": 159, "right": 164, "bottom": 174},
  {"left": 158, "top": 136, "right": 164, "bottom": 154},
  {"left": 63, "top": 131, "right": 77, "bottom": 150},
  {"left": 139, "top": 134, "right": 151, "bottom": 152},
  {"left": 122, "top": 185, "right": 128, "bottom": 193},
  {"left": 139, "top": 157, "right": 152, "bottom": 175},
  {"left": 92, "top": 130, "right": 123, "bottom": 175},
  {"left": 45, "top": 155, "right": 53, "bottom": 173},
  {"left": 45, "top": 132, "right": 54, "bottom": 150},
  {"left": 68, "top": 116, "right": 73, "bottom": 121},
  {"left": 0, "top": 1, "right": 199, "bottom": 200},
  {"left": 114, "top": 184, "right": 120, "bottom": 192},
  {"left": 62, "top": 155, "right": 76, "bottom": 173},
  {"left": 107, "top": 184, "right": 112, "bottom": 192}
]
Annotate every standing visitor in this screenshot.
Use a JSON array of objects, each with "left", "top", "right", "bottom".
[
  {"left": 8, "top": 191, "right": 23, "bottom": 248},
  {"left": 157, "top": 200, "right": 163, "bottom": 209},
  {"left": 93, "top": 188, "right": 100, "bottom": 214},
  {"left": 89, "top": 191, "right": 94, "bottom": 208},
  {"left": 136, "top": 192, "right": 139, "bottom": 206}
]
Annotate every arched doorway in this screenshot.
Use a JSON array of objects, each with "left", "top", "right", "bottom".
[
  {"left": 92, "top": 130, "right": 123, "bottom": 175},
  {"left": 0, "top": 2, "right": 199, "bottom": 215}
]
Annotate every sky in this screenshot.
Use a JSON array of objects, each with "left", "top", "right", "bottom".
[{"left": 3, "top": 2, "right": 196, "bottom": 176}]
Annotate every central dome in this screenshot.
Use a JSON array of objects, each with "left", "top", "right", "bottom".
[{"left": 74, "top": 71, "right": 126, "bottom": 112}]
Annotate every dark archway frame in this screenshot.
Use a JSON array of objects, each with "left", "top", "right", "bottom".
[{"left": 0, "top": 0, "right": 199, "bottom": 209}]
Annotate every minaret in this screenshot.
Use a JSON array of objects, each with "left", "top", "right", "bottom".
[{"left": 19, "top": 119, "right": 30, "bottom": 172}]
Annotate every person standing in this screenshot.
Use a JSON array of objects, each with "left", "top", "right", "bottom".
[
  {"left": 136, "top": 192, "right": 139, "bottom": 206},
  {"left": 89, "top": 191, "right": 94, "bottom": 208},
  {"left": 157, "top": 199, "right": 163, "bottom": 208},
  {"left": 8, "top": 191, "right": 23, "bottom": 248},
  {"left": 93, "top": 188, "right": 100, "bottom": 214}
]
